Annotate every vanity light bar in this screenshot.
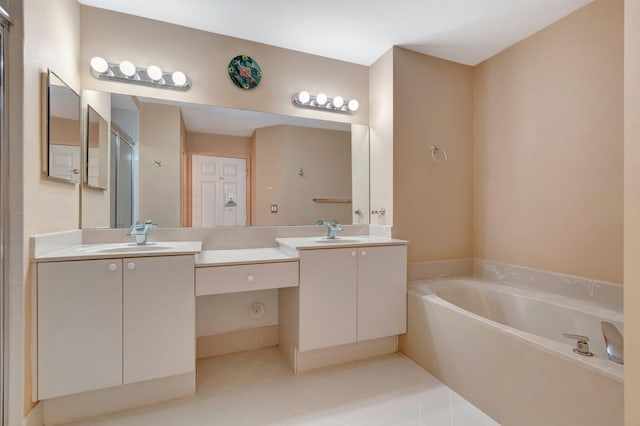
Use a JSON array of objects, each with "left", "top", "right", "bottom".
[
  {"left": 89, "top": 56, "right": 191, "bottom": 91},
  {"left": 291, "top": 91, "right": 360, "bottom": 114}
]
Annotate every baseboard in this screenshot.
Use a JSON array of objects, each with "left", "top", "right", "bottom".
[
  {"left": 294, "top": 336, "right": 398, "bottom": 373},
  {"left": 42, "top": 372, "right": 195, "bottom": 425},
  {"left": 23, "top": 402, "right": 43, "bottom": 426},
  {"left": 197, "top": 325, "right": 279, "bottom": 359}
]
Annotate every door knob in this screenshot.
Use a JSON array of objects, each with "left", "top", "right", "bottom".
[
  {"left": 127, "top": 262, "right": 136, "bottom": 271},
  {"left": 108, "top": 263, "right": 118, "bottom": 272}
]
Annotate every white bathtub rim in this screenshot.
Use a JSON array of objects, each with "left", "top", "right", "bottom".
[
  {"left": 408, "top": 278, "right": 624, "bottom": 384},
  {"left": 409, "top": 277, "right": 623, "bottom": 321}
]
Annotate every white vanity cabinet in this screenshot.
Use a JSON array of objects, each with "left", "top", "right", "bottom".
[
  {"left": 123, "top": 255, "right": 195, "bottom": 384},
  {"left": 298, "top": 244, "right": 407, "bottom": 352},
  {"left": 37, "top": 259, "right": 123, "bottom": 399},
  {"left": 299, "top": 248, "right": 358, "bottom": 351},
  {"left": 37, "top": 255, "right": 195, "bottom": 400}
]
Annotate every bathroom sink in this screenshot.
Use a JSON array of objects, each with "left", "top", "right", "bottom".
[
  {"left": 313, "top": 237, "right": 368, "bottom": 244},
  {"left": 35, "top": 241, "right": 203, "bottom": 261},
  {"left": 80, "top": 242, "right": 199, "bottom": 256},
  {"left": 89, "top": 245, "right": 171, "bottom": 254}
]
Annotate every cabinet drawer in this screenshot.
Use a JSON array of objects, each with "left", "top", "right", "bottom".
[{"left": 196, "top": 261, "right": 299, "bottom": 296}]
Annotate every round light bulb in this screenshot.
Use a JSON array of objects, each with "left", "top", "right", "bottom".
[
  {"left": 147, "top": 65, "right": 163, "bottom": 81},
  {"left": 348, "top": 99, "right": 360, "bottom": 112},
  {"left": 315, "top": 93, "right": 328, "bottom": 106},
  {"left": 172, "top": 71, "right": 187, "bottom": 87},
  {"left": 90, "top": 56, "right": 109, "bottom": 74},
  {"left": 332, "top": 96, "right": 344, "bottom": 109},
  {"left": 119, "top": 60, "right": 136, "bottom": 77},
  {"left": 298, "top": 91, "right": 310, "bottom": 104}
]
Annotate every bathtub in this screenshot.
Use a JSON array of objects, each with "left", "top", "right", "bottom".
[{"left": 399, "top": 278, "right": 623, "bottom": 426}]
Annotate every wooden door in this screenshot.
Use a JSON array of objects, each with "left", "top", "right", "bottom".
[
  {"left": 49, "top": 144, "right": 80, "bottom": 183},
  {"left": 192, "top": 155, "right": 246, "bottom": 227}
]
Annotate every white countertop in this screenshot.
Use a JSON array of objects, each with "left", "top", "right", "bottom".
[
  {"left": 33, "top": 241, "right": 203, "bottom": 262},
  {"left": 276, "top": 235, "right": 408, "bottom": 251},
  {"left": 196, "top": 248, "right": 298, "bottom": 267}
]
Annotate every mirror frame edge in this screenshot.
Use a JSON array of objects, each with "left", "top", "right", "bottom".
[{"left": 44, "top": 69, "right": 82, "bottom": 185}]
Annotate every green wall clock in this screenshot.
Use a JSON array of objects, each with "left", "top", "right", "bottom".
[{"left": 228, "top": 55, "right": 262, "bottom": 90}]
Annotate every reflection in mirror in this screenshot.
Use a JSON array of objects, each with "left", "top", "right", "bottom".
[
  {"left": 86, "top": 105, "right": 109, "bottom": 190},
  {"left": 80, "top": 93, "right": 369, "bottom": 229},
  {"left": 47, "top": 70, "right": 81, "bottom": 183}
]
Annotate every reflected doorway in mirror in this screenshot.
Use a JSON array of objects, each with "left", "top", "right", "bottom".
[{"left": 191, "top": 155, "right": 247, "bottom": 227}]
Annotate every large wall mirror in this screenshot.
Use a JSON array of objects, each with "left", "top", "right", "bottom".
[
  {"left": 80, "top": 92, "right": 370, "bottom": 229},
  {"left": 85, "top": 105, "right": 109, "bottom": 190},
  {"left": 46, "top": 70, "right": 81, "bottom": 183}
]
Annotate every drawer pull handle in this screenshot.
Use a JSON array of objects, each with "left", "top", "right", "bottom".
[
  {"left": 127, "top": 262, "right": 136, "bottom": 271},
  {"left": 108, "top": 263, "right": 118, "bottom": 272},
  {"left": 361, "top": 250, "right": 367, "bottom": 257},
  {"left": 352, "top": 251, "right": 357, "bottom": 257},
  {"left": 247, "top": 274, "right": 255, "bottom": 282}
]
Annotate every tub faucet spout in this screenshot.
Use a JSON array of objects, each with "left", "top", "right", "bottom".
[{"left": 601, "top": 321, "right": 623, "bottom": 364}]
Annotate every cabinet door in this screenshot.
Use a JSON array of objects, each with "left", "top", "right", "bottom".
[
  {"left": 123, "top": 255, "right": 195, "bottom": 384},
  {"left": 357, "top": 245, "right": 407, "bottom": 341},
  {"left": 38, "top": 259, "right": 122, "bottom": 399},
  {"left": 299, "top": 248, "right": 357, "bottom": 351}
]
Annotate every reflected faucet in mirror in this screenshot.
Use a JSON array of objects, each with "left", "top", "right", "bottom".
[
  {"left": 315, "top": 219, "right": 343, "bottom": 239},
  {"left": 127, "top": 220, "right": 158, "bottom": 245}
]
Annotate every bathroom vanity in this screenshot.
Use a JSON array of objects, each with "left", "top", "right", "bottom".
[
  {"left": 276, "top": 236, "right": 407, "bottom": 372},
  {"left": 33, "top": 242, "right": 201, "bottom": 400},
  {"left": 31, "top": 232, "right": 407, "bottom": 422}
]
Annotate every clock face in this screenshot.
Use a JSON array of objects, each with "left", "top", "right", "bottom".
[{"left": 228, "top": 55, "right": 262, "bottom": 90}]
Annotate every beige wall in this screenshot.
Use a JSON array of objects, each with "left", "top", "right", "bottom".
[
  {"left": 19, "top": 0, "right": 81, "bottom": 419},
  {"left": 392, "top": 47, "right": 474, "bottom": 262},
  {"left": 473, "top": 0, "right": 623, "bottom": 283},
  {"left": 369, "top": 48, "right": 394, "bottom": 225},
  {"left": 252, "top": 125, "right": 351, "bottom": 225},
  {"left": 351, "top": 124, "right": 370, "bottom": 225},
  {"left": 79, "top": 6, "right": 368, "bottom": 126},
  {"left": 24, "top": 0, "right": 80, "bottom": 236},
  {"left": 138, "top": 101, "right": 182, "bottom": 227},
  {"left": 49, "top": 116, "right": 81, "bottom": 146},
  {"left": 624, "top": 0, "right": 640, "bottom": 422},
  {"left": 186, "top": 132, "right": 251, "bottom": 158}
]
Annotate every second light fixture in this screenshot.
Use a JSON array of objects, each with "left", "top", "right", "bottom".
[{"left": 292, "top": 91, "right": 359, "bottom": 114}]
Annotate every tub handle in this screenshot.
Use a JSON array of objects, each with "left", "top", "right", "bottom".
[{"left": 563, "top": 333, "right": 593, "bottom": 357}]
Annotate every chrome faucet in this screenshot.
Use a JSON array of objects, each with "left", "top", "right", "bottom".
[
  {"left": 601, "top": 321, "right": 624, "bottom": 364},
  {"left": 315, "top": 219, "right": 343, "bottom": 239},
  {"left": 127, "top": 220, "right": 157, "bottom": 245}
]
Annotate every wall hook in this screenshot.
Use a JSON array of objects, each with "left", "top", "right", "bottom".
[
  {"left": 430, "top": 145, "right": 448, "bottom": 162},
  {"left": 298, "top": 168, "right": 304, "bottom": 177}
]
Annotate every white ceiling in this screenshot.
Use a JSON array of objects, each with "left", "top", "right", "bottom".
[{"left": 78, "top": 0, "right": 593, "bottom": 66}]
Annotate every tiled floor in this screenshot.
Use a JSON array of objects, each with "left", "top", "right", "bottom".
[{"left": 64, "top": 347, "right": 498, "bottom": 425}]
